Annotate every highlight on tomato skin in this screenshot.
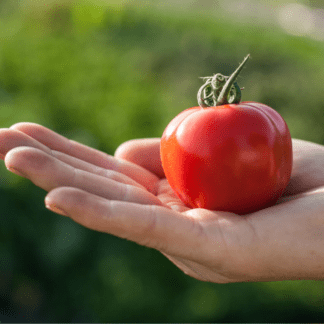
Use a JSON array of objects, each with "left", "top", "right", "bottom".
[{"left": 160, "top": 55, "right": 293, "bottom": 215}]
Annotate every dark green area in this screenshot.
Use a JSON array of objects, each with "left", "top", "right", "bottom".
[{"left": 1, "top": 1, "right": 324, "bottom": 322}]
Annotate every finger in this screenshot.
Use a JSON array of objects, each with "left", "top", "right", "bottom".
[
  {"left": 51, "top": 150, "right": 148, "bottom": 191},
  {"left": 5, "top": 145, "right": 147, "bottom": 190},
  {"left": 2, "top": 124, "right": 159, "bottom": 192},
  {"left": 0, "top": 128, "right": 52, "bottom": 158},
  {"left": 114, "top": 138, "right": 165, "bottom": 178},
  {"left": 5, "top": 147, "right": 162, "bottom": 206},
  {"left": 283, "top": 139, "right": 324, "bottom": 196},
  {"left": 0, "top": 129, "right": 145, "bottom": 188},
  {"left": 45, "top": 187, "right": 206, "bottom": 258},
  {"left": 0, "top": 129, "right": 147, "bottom": 191}
]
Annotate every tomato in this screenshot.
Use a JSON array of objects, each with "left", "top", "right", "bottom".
[{"left": 160, "top": 55, "right": 293, "bottom": 215}]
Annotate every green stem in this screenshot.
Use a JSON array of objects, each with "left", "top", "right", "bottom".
[{"left": 216, "top": 54, "right": 250, "bottom": 106}]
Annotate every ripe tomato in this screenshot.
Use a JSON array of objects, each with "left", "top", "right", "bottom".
[{"left": 160, "top": 55, "right": 293, "bottom": 215}]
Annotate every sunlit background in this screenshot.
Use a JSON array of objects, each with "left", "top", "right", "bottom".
[{"left": 1, "top": 0, "right": 324, "bottom": 322}]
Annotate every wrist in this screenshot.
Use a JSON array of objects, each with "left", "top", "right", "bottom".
[{"left": 248, "top": 197, "right": 324, "bottom": 281}]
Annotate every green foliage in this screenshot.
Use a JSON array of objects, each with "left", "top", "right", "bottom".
[{"left": 1, "top": 1, "right": 324, "bottom": 322}]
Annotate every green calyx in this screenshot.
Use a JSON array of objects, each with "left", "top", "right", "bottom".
[{"left": 197, "top": 54, "right": 250, "bottom": 108}]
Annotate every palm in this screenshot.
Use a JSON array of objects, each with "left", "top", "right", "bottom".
[
  {"left": 113, "top": 135, "right": 324, "bottom": 282},
  {"left": 156, "top": 178, "right": 190, "bottom": 212},
  {"left": 1, "top": 123, "right": 324, "bottom": 283}
]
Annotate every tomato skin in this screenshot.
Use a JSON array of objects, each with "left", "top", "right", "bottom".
[{"left": 160, "top": 101, "right": 292, "bottom": 215}]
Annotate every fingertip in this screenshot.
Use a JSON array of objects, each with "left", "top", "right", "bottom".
[
  {"left": 45, "top": 187, "right": 91, "bottom": 213},
  {"left": 114, "top": 139, "right": 137, "bottom": 159},
  {"left": 45, "top": 187, "right": 73, "bottom": 216},
  {"left": 0, "top": 128, "right": 30, "bottom": 158},
  {"left": 114, "top": 138, "right": 164, "bottom": 178},
  {"left": 45, "top": 186, "right": 75, "bottom": 203},
  {"left": 10, "top": 123, "right": 54, "bottom": 142},
  {"left": 114, "top": 138, "right": 161, "bottom": 158},
  {"left": 4, "top": 146, "right": 47, "bottom": 173},
  {"left": 10, "top": 122, "right": 39, "bottom": 131},
  {"left": 4, "top": 147, "right": 25, "bottom": 167}
]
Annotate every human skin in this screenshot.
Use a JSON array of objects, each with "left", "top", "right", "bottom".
[{"left": 1, "top": 122, "right": 324, "bottom": 283}]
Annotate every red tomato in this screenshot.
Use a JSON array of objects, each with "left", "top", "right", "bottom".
[{"left": 160, "top": 101, "right": 293, "bottom": 215}]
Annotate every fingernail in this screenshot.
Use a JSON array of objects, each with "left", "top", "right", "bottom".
[
  {"left": 45, "top": 203, "right": 69, "bottom": 217},
  {"left": 7, "top": 166, "right": 27, "bottom": 178}
]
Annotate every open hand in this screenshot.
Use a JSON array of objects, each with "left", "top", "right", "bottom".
[{"left": 1, "top": 122, "right": 324, "bottom": 283}]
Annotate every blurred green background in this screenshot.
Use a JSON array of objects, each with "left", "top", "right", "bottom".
[{"left": 1, "top": 0, "right": 324, "bottom": 322}]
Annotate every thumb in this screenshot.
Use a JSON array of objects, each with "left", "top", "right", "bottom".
[{"left": 115, "top": 138, "right": 165, "bottom": 179}]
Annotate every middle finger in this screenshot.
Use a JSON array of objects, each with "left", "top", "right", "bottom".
[{"left": 5, "top": 147, "right": 163, "bottom": 206}]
